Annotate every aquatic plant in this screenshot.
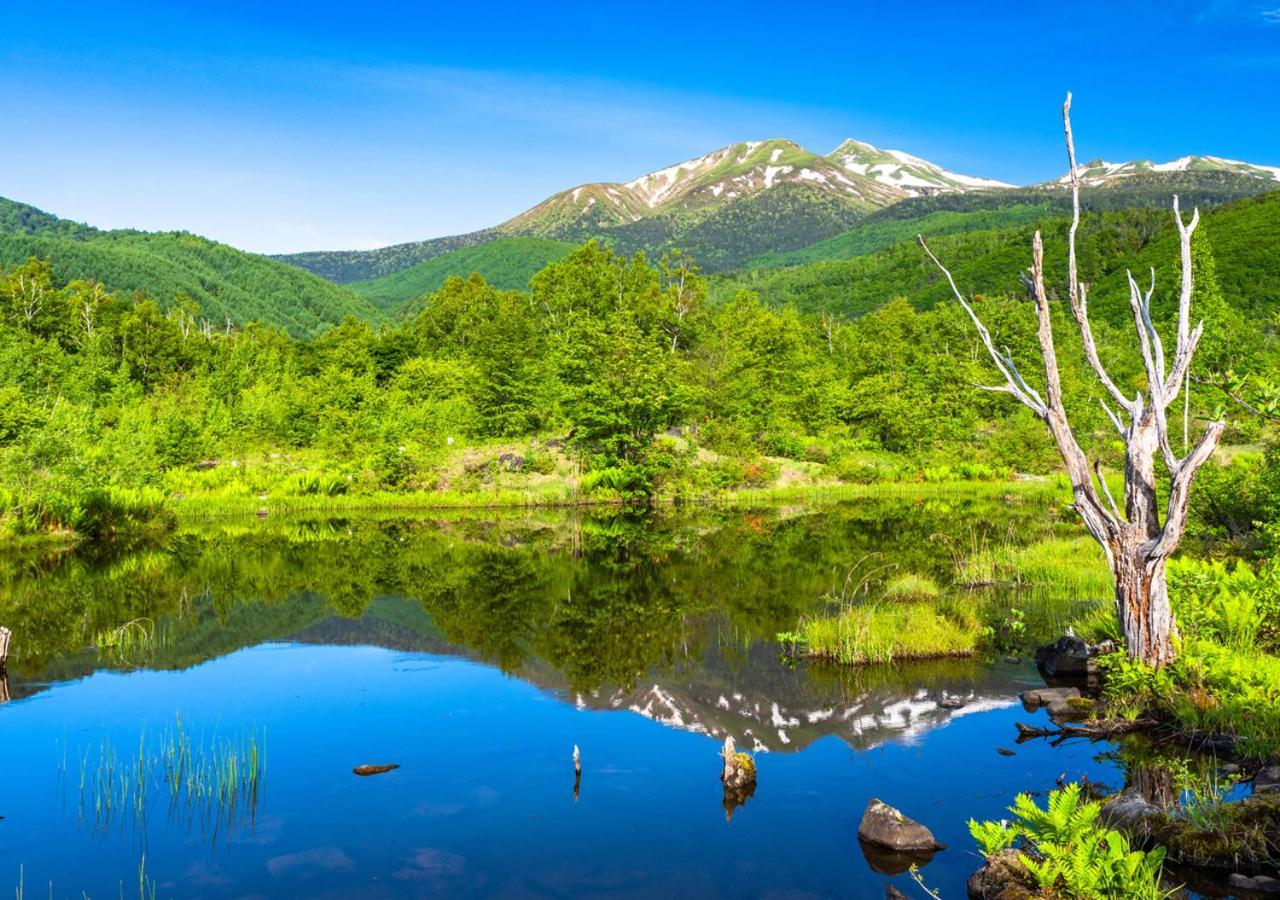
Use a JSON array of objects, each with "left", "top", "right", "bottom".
[
  {"left": 880, "top": 572, "right": 941, "bottom": 602},
  {"left": 798, "top": 600, "right": 979, "bottom": 666},
  {"left": 77, "top": 714, "right": 265, "bottom": 843},
  {"left": 969, "top": 784, "right": 1174, "bottom": 899}
]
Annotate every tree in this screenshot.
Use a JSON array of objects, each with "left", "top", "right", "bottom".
[{"left": 919, "top": 95, "right": 1224, "bottom": 667}]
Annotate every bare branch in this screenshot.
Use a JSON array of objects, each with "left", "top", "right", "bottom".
[
  {"left": 1099, "top": 398, "right": 1126, "bottom": 436},
  {"left": 1094, "top": 460, "right": 1123, "bottom": 523},
  {"left": 1149, "top": 418, "right": 1226, "bottom": 560},
  {"left": 1062, "top": 95, "right": 1134, "bottom": 414},
  {"left": 918, "top": 235, "right": 1047, "bottom": 415}
]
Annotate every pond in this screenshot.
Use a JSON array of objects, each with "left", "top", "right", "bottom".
[{"left": 0, "top": 497, "right": 1149, "bottom": 897}]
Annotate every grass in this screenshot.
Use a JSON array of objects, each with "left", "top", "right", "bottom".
[
  {"left": 798, "top": 600, "right": 980, "bottom": 666},
  {"left": 76, "top": 714, "right": 265, "bottom": 843},
  {"left": 881, "top": 572, "right": 942, "bottom": 601}
]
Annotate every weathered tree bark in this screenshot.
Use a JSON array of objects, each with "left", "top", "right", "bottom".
[
  {"left": 0, "top": 626, "right": 10, "bottom": 674},
  {"left": 919, "top": 95, "right": 1224, "bottom": 667}
]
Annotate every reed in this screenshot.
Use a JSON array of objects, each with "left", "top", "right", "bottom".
[{"left": 77, "top": 715, "right": 265, "bottom": 844}]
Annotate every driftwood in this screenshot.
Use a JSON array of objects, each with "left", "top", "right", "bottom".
[
  {"left": 919, "top": 95, "right": 1224, "bottom": 667},
  {"left": 0, "top": 626, "right": 9, "bottom": 674}
]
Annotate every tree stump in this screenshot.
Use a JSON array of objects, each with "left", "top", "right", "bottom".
[
  {"left": 720, "top": 736, "right": 756, "bottom": 820},
  {"left": 0, "top": 626, "right": 10, "bottom": 674}
]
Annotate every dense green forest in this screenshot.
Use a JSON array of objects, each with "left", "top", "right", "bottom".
[
  {"left": 349, "top": 236, "right": 575, "bottom": 313},
  {"left": 0, "top": 185, "right": 1277, "bottom": 541},
  {"left": 0, "top": 197, "right": 380, "bottom": 338}
]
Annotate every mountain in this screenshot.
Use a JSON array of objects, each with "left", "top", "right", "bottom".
[
  {"left": 0, "top": 197, "right": 381, "bottom": 338},
  {"left": 277, "top": 137, "right": 1280, "bottom": 287},
  {"left": 275, "top": 228, "right": 498, "bottom": 284},
  {"left": 349, "top": 236, "right": 575, "bottom": 314},
  {"left": 1055, "top": 155, "right": 1280, "bottom": 187},
  {"left": 825, "top": 139, "right": 1013, "bottom": 195},
  {"left": 276, "top": 138, "right": 1010, "bottom": 282}
]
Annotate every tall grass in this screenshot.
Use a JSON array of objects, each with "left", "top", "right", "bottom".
[
  {"left": 798, "top": 600, "right": 980, "bottom": 665},
  {"left": 77, "top": 715, "right": 265, "bottom": 843}
]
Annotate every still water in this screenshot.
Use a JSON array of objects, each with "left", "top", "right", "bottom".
[{"left": 0, "top": 499, "right": 1128, "bottom": 898}]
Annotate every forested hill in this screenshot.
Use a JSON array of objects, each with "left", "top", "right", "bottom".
[
  {"left": 0, "top": 197, "right": 381, "bottom": 338},
  {"left": 715, "top": 191, "right": 1280, "bottom": 323},
  {"left": 349, "top": 237, "right": 575, "bottom": 315}
]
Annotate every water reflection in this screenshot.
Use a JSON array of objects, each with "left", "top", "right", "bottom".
[{"left": 0, "top": 498, "right": 1129, "bottom": 898}]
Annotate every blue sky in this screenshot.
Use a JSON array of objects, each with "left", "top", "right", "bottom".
[{"left": 1, "top": 0, "right": 1276, "bottom": 254}]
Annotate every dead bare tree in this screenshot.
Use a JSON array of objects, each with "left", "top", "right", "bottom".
[{"left": 918, "top": 94, "right": 1225, "bottom": 667}]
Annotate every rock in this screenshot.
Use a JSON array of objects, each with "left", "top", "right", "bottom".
[
  {"left": 1021, "top": 686, "right": 1081, "bottom": 707},
  {"left": 1034, "top": 635, "right": 1091, "bottom": 677},
  {"left": 1045, "top": 696, "right": 1094, "bottom": 721},
  {"left": 1099, "top": 791, "right": 1160, "bottom": 838},
  {"left": 857, "top": 799, "right": 945, "bottom": 853},
  {"left": 1229, "top": 873, "right": 1280, "bottom": 894},
  {"left": 353, "top": 764, "right": 400, "bottom": 777},
  {"left": 1221, "top": 763, "right": 1243, "bottom": 776},
  {"left": 497, "top": 453, "right": 525, "bottom": 472},
  {"left": 1003, "top": 655, "right": 1022, "bottom": 665},
  {"left": 938, "top": 696, "right": 965, "bottom": 710},
  {"left": 544, "top": 438, "right": 565, "bottom": 449},
  {"left": 193, "top": 459, "right": 218, "bottom": 470},
  {"left": 996, "top": 748, "right": 1016, "bottom": 756},
  {"left": 1255, "top": 766, "right": 1280, "bottom": 793},
  {"left": 255, "top": 507, "right": 269, "bottom": 518},
  {"left": 966, "top": 848, "right": 1037, "bottom": 899},
  {"left": 858, "top": 840, "right": 937, "bottom": 876}
]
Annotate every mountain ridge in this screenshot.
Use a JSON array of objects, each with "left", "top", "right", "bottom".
[{"left": 275, "top": 137, "right": 1280, "bottom": 284}]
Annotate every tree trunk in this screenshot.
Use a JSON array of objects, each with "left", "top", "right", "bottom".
[{"left": 1111, "top": 544, "right": 1176, "bottom": 667}]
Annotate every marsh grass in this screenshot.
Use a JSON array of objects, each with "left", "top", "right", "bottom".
[
  {"left": 92, "top": 618, "right": 171, "bottom": 666},
  {"left": 881, "top": 572, "right": 942, "bottom": 602},
  {"left": 786, "top": 556, "right": 980, "bottom": 665},
  {"left": 798, "top": 599, "right": 980, "bottom": 665},
  {"left": 12, "top": 856, "right": 157, "bottom": 900},
  {"left": 76, "top": 715, "right": 264, "bottom": 844}
]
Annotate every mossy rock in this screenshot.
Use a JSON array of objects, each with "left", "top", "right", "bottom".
[{"left": 1153, "top": 791, "right": 1280, "bottom": 869}]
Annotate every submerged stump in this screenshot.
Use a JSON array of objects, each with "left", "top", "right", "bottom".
[
  {"left": 720, "top": 736, "right": 756, "bottom": 820},
  {"left": 0, "top": 626, "right": 10, "bottom": 674}
]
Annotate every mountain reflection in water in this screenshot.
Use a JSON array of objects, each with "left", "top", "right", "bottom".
[{"left": 0, "top": 501, "right": 1124, "bottom": 898}]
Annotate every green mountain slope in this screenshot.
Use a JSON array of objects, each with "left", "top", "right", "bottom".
[
  {"left": 0, "top": 198, "right": 381, "bottom": 338},
  {"left": 747, "top": 203, "right": 1060, "bottom": 268},
  {"left": 0, "top": 196, "right": 98, "bottom": 239},
  {"left": 716, "top": 191, "right": 1280, "bottom": 321},
  {"left": 274, "top": 228, "right": 498, "bottom": 284},
  {"left": 349, "top": 237, "right": 575, "bottom": 313}
]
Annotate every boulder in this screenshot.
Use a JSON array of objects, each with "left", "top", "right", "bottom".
[
  {"left": 1034, "top": 635, "right": 1090, "bottom": 677},
  {"left": 497, "top": 453, "right": 525, "bottom": 472},
  {"left": 857, "top": 799, "right": 945, "bottom": 853},
  {"left": 965, "top": 848, "right": 1037, "bottom": 899},
  {"left": 1020, "top": 686, "right": 1081, "bottom": 707},
  {"left": 1229, "top": 873, "right": 1280, "bottom": 894},
  {"left": 938, "top": 696, "right": 965, "bottom": 710},
  {"left": 1255, "top": 765, "right": 1280, "bottom": 794},
  {"left": 1099, "top": 791, "right": 1161, "bottom": 839}
]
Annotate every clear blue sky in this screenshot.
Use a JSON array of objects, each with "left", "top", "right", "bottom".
[{"left": 1, "top": 0, "right": 1276, "bottom": 254}]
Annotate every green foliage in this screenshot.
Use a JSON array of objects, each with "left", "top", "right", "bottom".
[
  {"left": 798, "top": 599, "right": 979, "bottom": 665},
  {"left": 969, "top": 784, "right": 1172, "bottom": 899},
  {"left": 0, "top": 197, "right": 380, "bottom": 338},
  {"left": 349, "top": 237, "right": 575, "bottom": 314}
]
